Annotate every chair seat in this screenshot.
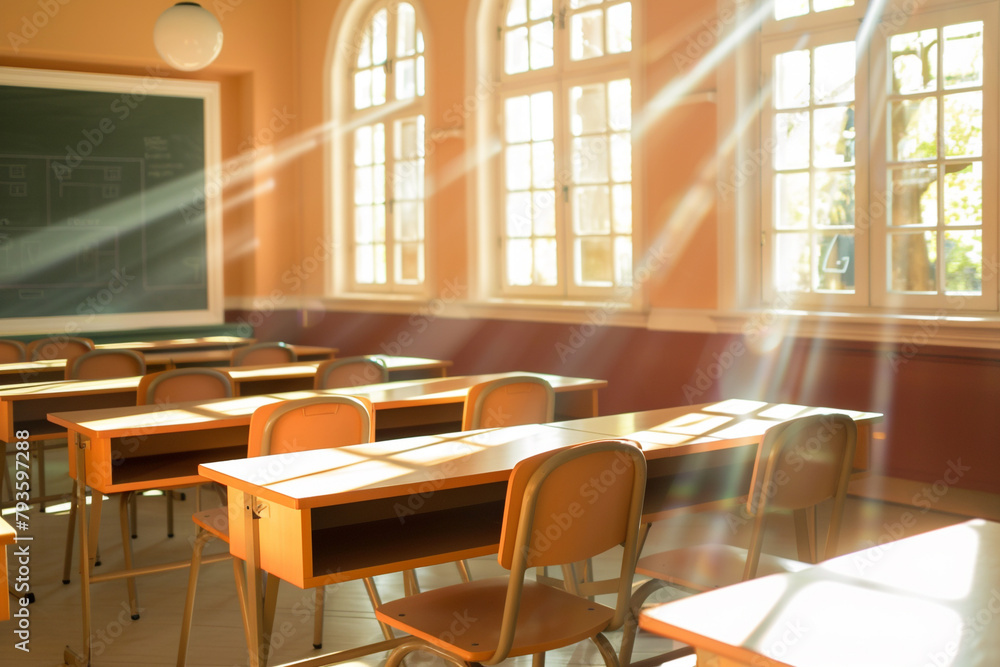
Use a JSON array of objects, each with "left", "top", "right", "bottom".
[
  {"left": 635, "top": 543, "right": 810, "bottom": 591},
  {"left": 192, "top": 507, "right": 230, "bottom": 542},
  {"left": 376, "top": 577, "right": 615, "bottom": 662}
]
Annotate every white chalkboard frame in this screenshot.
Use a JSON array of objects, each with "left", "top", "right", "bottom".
[{"left": 0, "top": 66, "right": 223, "bottom": 335}]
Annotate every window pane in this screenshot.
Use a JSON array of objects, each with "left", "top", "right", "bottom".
[
  {"left": 354, "top": 70, "right": 372, "bottom": 109},
  {"left": 505, "top": 27, "right": 530, "bottom": 74},
  {"left": 815, "top": 170, "right": 855, "bottom": 228},
  {"left": 506, "top": 96, "right": 531, "bottom": 144},
  {"left": 774, "top": 0, "right": 808, "bottom": 21},
  {"left": 889, "top": 166, "right": 937, "bottom": 227},
  {"left": 530, "top": 0, "right": 553, "bottom": 20},
  {"left": 507, "top": 192, "right": 532, "bottom": 238},
  {"left": 890, "top": 232, "right": 937, "bottom": 292},
  {"left": 774, "top": 112, "right": 809, "bottom": 169},
  {"left": 355, "top": 126, "right": 372, "bottom": 166},
  {"left": 611, "top": 133, "right": 631, "bottom": 182},
  {"left": 817, "top": 233, "right": 854, "bottom": 291},
  {"left": 506, "top": 144, "right": 532, "bottom": 190},
  {"left": 813, "top": 0, "right": 853, "bottom": 10},
  {"left": 355, "top": 206, "right": 373, "bottom": 243},
  {"left": 577, "top": 237, "right": 613, "bottom": 285},
  {"left": 814, "top": 42, "right": 855, "bottom": 104},
  {"left": 357, "top": 30, "right": 372, "bottom": 68},
  {"left": 775, "top": 50, "right": 810, "bottom": 109},
  {"left": 397, "top": 3, "right": 416, "bottom": 56},
  {"left": 532, "top": 141, "right": 555, "bottom": 189},
  {"left": 372, "top": 10, "right": 388, "bottom": 64},
  {"left": 612, "top": 184, "right": 631, "bottom": 233},
  {"left": 531, "top": 91, "right": 554, "bottom": 141},
  {"left": 355, "top": 166, "right": 373, "bottom": 205},
  {"left": 372, "top": 66, "right": 386, "bottom": 106},
  {"left": 507, "top": 0, "right": 528, "bottom": 26},
  {"left": 944, "top": 91, "right": 983, "bottom": 158},
  {"left": 573, "top": 186, "right": 611, "bottom": 234},
  {"left": 396, "top": 243, "right": 423, "bottom": 284},
  {"left": 395, "top": 117, "right": 424, "bottom": 160},
  {"left": 572, "top": 136, "right": 609, "bottom": 183},
  {"left": 416, "top": 55, "right": 425, "bottom": 96},
  {"left": 615, "top": 236, "right": 633, "bottom": 286},
  {"left": 943, "top": 22, "right": 983, "bottom": 89},
  {"left": 944, "top": 230, "right": 982, "bottom": 293},
  {"left": 571, "top": 0, "right": 602, "bottom": 7},
  {"left": 395, "top": 202, "right": 422, "bottom": 241},
  {"left": 608, "top": 79, "right": 631, "bottom": 131},
  {"left": 507, "top": 240, "right": 532, "bottom": 285},
  {"left": 530, "top": 21, "right": 554, "bottom": 69},
  {"left": 396, "top": 58, "right": 416, "bottom": 100},
  {"left": 571, "top": 10, "right": 604, "bottom": 60},
  {"left": 571, "top": 83, "right": 607, "bottom": 136},
  {"left": 890, "top": 98, "right": 937, "bottom": 161},
  {"left": 393, "top": 161, "right": 420, "bottom": 200},
  {"left": 891, "top": 30, "right": 937, "bottom": 95},
  {"left": 775, "top": 172, "right": 810, "bottom": 229},
  {"left": 814, "top": 106, "right": 855, "bottom": 167},
  {"left": 534, "top": 238, "right": 558, "bottom": 284},
  {"left": 775, "top": 233, "right": 811, "bottom": 291},
  {"left": 356, "top": 245, "right": 375, "bottom": 284},
  {"left": 534, "top": 190, "right": 556, "bottom": 236},
  {"left": 944, "top": 162, "right": 982, "bottom": 226},
  {"left": 607, "top": 2, "right": 632, "bottom": 54}
]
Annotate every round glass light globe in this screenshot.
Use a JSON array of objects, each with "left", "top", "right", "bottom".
[{"left": 153, "top": 3, "right": 223, "bottom": 71}]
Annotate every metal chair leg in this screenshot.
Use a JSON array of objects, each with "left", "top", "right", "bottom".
[
  {"left": 362, "top": 577, "right": 396, "bottom": 641},
  {"left": 63, "top": 480, "right": 78, "bottom": 584},
  {"left": 117, "top": 493, "right": 140, "bottom": 619},
  {"left": 177, "top": 530, "right": 215, "bottom": 667},
  {"left": 312, "top": 586, "right": 324, "bottom": 649}
]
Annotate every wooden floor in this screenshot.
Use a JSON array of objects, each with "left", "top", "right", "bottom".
[{"left": 0, "top": 449, "right": 971, "bottom": 667}]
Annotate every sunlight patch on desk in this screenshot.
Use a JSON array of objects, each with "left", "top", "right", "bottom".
[
  {"left": 656, "top": 413, "right": 732, "bottom": 436},
  {"left": 710, "top": 419, "right": 777, "bottom": 439},
  {"left": 757, "top": 403, "right": 811, "bottom": 420},
  {"left": 703, "top": 399, "right": 769, "bottom": 415}
]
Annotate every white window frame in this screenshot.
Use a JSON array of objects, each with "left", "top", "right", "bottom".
[
  {"left": 471, "top": 0, "right": 644, "bottom": 308},
  {"left": 723, "top": 0, "right": 1000, "bottom": 323},
  {"left": 327, "top": 0, "right": 430, "bottom": 299}
]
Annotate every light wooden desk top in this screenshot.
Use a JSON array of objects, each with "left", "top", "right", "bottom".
[
  {"left": 93, "top": 336, "right": 254, "bottom": 351},
  {"left": 223, "top": 356, "right": 452, "bottom": 382},
  {"left": 640, "top": 519, "right": 1000, "bottom": 667},
  {"left": 47, "top": 372, "right": 605, "bottom": 440}
]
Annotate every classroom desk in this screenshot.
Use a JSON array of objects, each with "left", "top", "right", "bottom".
[
  {"left": 0, "top": 344, "right": 337, "bottom": 385},
  {"left": 225, "top": 356, "right": 452, "bottom": 395},
  {"left": 47, "top": 371, "right": 605, "bottom": 667},
  {"left": 0, "top": 517, "right": 14, "bottom": 622},
  {"left": 198, "top": 399, "right": 880, "bottom": 667},
  {"left": 93, "top": 336, "right": 254, "bottom": 352},
  {"left": 639, "top": 518, "right": 1000, "bottom": 667}
]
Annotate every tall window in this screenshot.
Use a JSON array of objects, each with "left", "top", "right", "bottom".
[
  {"left": 348, "top": 2, "right": 426, "bottom": 292},
  {"left": 497, "top": 0, "right": 634, "bottom": 299},
  {"left": 759, "top": 1, "right": 997, "bottom": 312}
]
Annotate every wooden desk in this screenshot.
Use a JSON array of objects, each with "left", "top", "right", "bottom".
[
  {"left": 198, "top": 400, "right": 880, "bottom": 667},
  {"left": 639, "top": 519, "right": 1000, "bottom": 667},
  {"left": 0, "top": 344, "right": 337, "bottom": 385},
  {"left": 0, "top": 517, "right": 14, "bottom": 622},
  {"left": 93, "top": 336, "right": 254, "bottom": 352},
  {"left": 224, "top": 356, "right": 452, "bottom": 395},
  {"left": 47, "top": 371, "right": 605, "bottom": 667}
]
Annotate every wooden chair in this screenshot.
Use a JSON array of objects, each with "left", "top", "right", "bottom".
[
  {"left": 64, "top": 349, "right": 146, "bottom": 380},
  {"left": 178, "top": 395, "right": 393, "bottom": 665},
  {"left": 462, "top": 375, "right": 555, "bottom": 430},
  {"left": 230, "top": 341, "right": 296, "bottom": 366},
  {"left": 26, "top": 336, "right": 94, "bottom": 361},
  {"left": 618, "top": 413, "right": 858, "bottom": 667},
  {"left": 374, "top": 439, "right": 647, "bottom": 667},
  {"left": 314, "top": 355, "right": 388, "bottom": 389},
  {"left": 0, "top": 339, "right": 27, "bottom": 363}
]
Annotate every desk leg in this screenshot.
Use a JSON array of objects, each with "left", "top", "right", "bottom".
[
  {"left": 239, "top": 490, "right": 264, "bottom": 667},
  {"left": 64, "top": 432, "right": 92, "bottom": 667}
]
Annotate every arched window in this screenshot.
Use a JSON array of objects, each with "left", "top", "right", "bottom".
[
  {"left": 490, "top": 0, "right": 634, "bottom": 300},
  {"left": 337, "top": 1, "right": 427, "bottom": 294}
]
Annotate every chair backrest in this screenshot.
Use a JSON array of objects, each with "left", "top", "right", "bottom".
[
  {"left": 247, "top": 395, "right": 375, "bottom": 458},
  {"left": 231, "top": 341, "right": 297, "bottom": 366},
  {"left": 137, "top": 368, "right": 235, "bottom": 405},
  {"left": 28, "top": 336, "right": 94, "bottom": 361},
  {"left": 314, "top": 356, "right": 389, "bottom": 389},
  {"left": 0, "top": 339, "right": 27, "bottom": 363},
  {"left": 743, "top": 412, "right": 858, "bottom": 577},
  {"left": 462, "top": 375, "right": 555, "bottom": 431},
  {"left": 65, "top": 349, "right": 146, "bottom": 380},
  {"left": 491, "top": 439, "right": 646, "bottom": 661}
]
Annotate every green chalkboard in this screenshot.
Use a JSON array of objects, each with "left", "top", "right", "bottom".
[{"left": 0, "top": 67, "right": 222, "bottom": 334}]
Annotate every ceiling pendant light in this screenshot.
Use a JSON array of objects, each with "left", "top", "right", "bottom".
[{"left": 153, "top": 2, "right": 223, "bottom": 71}]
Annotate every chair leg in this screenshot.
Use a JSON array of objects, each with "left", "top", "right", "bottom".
[
  {"left": 619, "top": 578, "right": 670, "bottom": 667},
  {"left": 793, "top": 507, "right": 817, "bottom": 563},
  {"left": 129, "top": 493, "right": 138, "bottom": 539},
  {"left": 117, "top": 493, "right": 140, "bottom": 619},
  {"left": 362, "top": 577, "right": 396, "bottom": 640},
  {"left": 591, "top": 633, "right": 617, "bottom": 667},
  {"left": 456, "top": 559, "right": 472, "bottom": 583},
  {"left": 62, "top": 480, "right": 78, "bottom": 584},
  {"left": 402, "top": 569, "right": 421, "bottom": 596},
  {"left": 232, "top": 558, "right": 252, "bottom": 652},
  {"left": 177, "top": 530, "right": 215, "bottom": 667},
  {"left": 312, "top": 586, "right": 324, "bottom": 649},
  {"left": 167, "top": 490, "right": 175, "bottom": 538},
  {"left": 532, "top": 652, "right": 546, "bottom": 667}
]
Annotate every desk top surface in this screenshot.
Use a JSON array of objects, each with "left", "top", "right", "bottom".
[
  {"left": 199, "top": 400, "right": 881, "bottom": 510},
  {"left": 0, "top": 355, "right": 450, "bottom": 401},
  {"left": 46, "top": 372, "right": 606, "bottom": 438},
  {"left": 639, "top": 519, "right": 1000, "bottom": 667},
  {"left": 93, "top": 336, "right": 254, "bottom": 351}
]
